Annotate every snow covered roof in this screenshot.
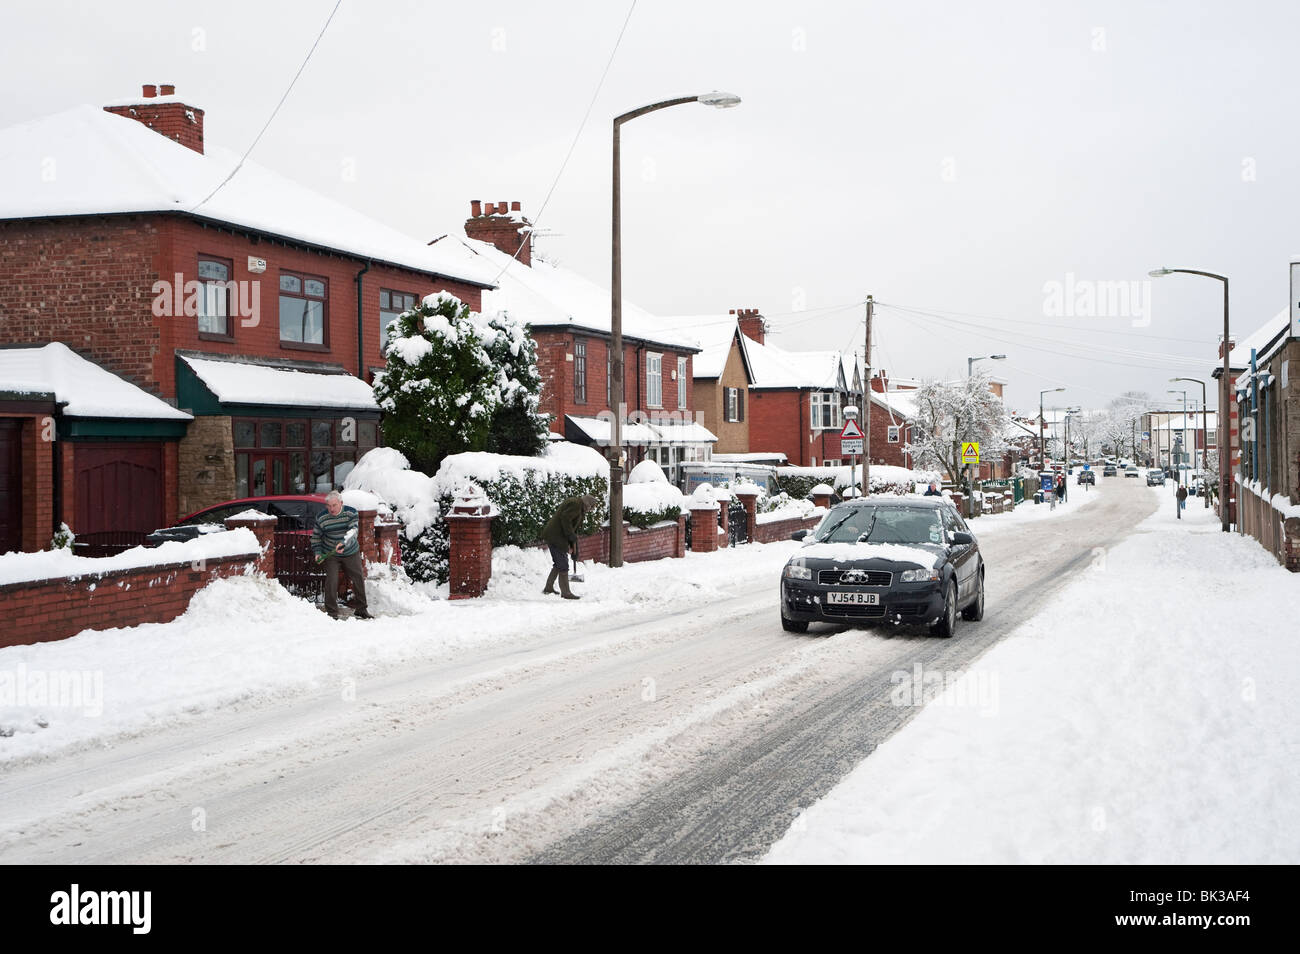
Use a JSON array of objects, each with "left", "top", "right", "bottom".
[
  {"left": 180, "top": 355, "right": 378, "bottom": 410},
  {"left": 713, "top": 451, "right": 788, "bottom": 464},
  {"left": 566, "top": 415, "right": 717, "bottom": 446},
  {"left": 0, "top": 343, "right": 191, "bottom": 419},
  {"left": 463, "top": 238, "right": 698, "bottom": 351},
  {"left": 1226, "top": 308, "right": 1288, "bottom": 374},
  {"left": 745, "top": 337, "right": 846, "bottom": 390},
  {"left": 657, "top": 316, "right": 748, "bottom": 378},
  {"left": 871, "top": 389, "right": 917, "bottom": 421},
  {"left": 0, "top": 105, "right": 497, "bottom": 287}
]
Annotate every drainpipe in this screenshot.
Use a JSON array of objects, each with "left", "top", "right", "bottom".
[
  {"left": 355, "top": 260, "right": 371, "bottom": 378},
  {"left": 51, "top": 416, "right": 63, "bottom": 538}
]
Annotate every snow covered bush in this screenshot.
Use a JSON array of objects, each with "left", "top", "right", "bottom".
[
  {"left": 373, "top": 292, "right": 546, "bottom": 474},
  {"left": 347, "top": 443, "right": 609, "bottom": 584},
  {"left": 49, "top": 523, "right": 75, "bottom": 551},
  {"left": 622, "top": 460, "right": 685, "bottom": 528},
  {"left": 775, "top": 464, "right": 940, "bottom": 500}
]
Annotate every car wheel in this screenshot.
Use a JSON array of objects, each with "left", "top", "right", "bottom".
[
  {"left": 781, "top": 611, "right": 808, "bottom": 633},
  {"left": 929, "top": 581, "right": 958, "bottom": 638},
  {"left": 961, "top": 569, "right": 985, "bottom": 621}
]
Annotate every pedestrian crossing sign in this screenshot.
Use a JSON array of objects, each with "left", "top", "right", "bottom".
[{"left": 961, "top": 442, "right": 980, "bottom": 464}]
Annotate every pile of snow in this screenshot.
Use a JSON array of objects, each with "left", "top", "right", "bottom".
[
  {"left": 689, "top": 483, "right": 719, "bottom": 511},
  {"left": 756, "top": 498, "right": 818, "bottom": 524},
  {"left": 622, "top": 482, "right": 686, "bottom": 518},
  {"left": 437, "top": 441, "right": 608, "bottom": 492},
  {"left": 627, "top": 459, "right": 668, "bottom": 484},
  {"left": 778, "top": 463, "right": 943, "bottom": 495},
  {"left": 809, "top": 483, "right": 834, "bottom": 496},
  {"left": 0, "top": 530, "right": 261, "bottom": 586}
]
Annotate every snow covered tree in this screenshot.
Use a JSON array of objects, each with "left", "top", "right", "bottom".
[
  {"left": 907, "top": 370, "right": 1010, "bottom": 483},
  {"left": 1106, "top": 391, "right": 1153, "bottom": 460},
  {"left": 483, "top": 311, "right": 549, "bottom": 457},
  {"left": 375, "top": 292, "right": 545, "bottom": 474}
]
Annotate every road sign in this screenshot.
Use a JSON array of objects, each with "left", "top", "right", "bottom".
[
  {"left": 961, "top": 442, "right": 980, "bottom": 464},
  {"left": 841, "top": 438, "right": 863, "bottom": 454},
  {"left": 840, "top": 418, "right": 864, "bottom": 440}
]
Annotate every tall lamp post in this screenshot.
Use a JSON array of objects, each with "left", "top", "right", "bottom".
[
  {"left": 1171, "top": 376, "right": 1210, "bottom": 507},
  {"left": 609, "top": 91, "right": 740, "bottom": 567},
  {"left": 1039, "top": 387, "right": 1065, "bottom": 468},
  {"left": 1150, "top": 267, "right": 1230, "bottom": 531}
]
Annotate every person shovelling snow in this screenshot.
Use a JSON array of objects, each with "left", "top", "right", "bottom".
[
  {"left": 541, "top": 494, "right": 599, "bottom": 600},
  {"left": 312, "top": 490, "right": 372, "bottom": 619}
]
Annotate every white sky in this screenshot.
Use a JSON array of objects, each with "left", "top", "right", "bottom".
[{"left": 3, "top": 0, "right": 1297, "bottom": 414}]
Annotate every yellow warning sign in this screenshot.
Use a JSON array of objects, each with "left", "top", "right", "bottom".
[{"left": 961, "top": 442, "right": 980, "bottom": 464}]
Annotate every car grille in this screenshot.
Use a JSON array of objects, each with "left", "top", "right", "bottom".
[
  {"left": 822, "top": 603, "right": 886, "bottom": 618},
  {"left": 818, "top": 569, "right": 892, "bottom": 586}
]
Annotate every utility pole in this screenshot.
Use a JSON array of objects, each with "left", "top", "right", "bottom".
[{"left": 863, "top": 295, "right": 873, "bottom": 497}]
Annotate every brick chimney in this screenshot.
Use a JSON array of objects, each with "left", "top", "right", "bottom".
[
  {"left": 871, "top": 370, "right": 888, "bottom": 393},
  {"left": 732, "top": 307, "right": 766, "bottom": 345},
  {"left": 465, "top": 200, "right": 532, "bottom": 267},
  {"left": 104, "top": 84, "right": 205, "bottom": 155}
]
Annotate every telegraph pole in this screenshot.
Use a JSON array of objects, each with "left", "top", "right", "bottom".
[{"left": 863, "top": 295, "right": 873, "bottom": 497}]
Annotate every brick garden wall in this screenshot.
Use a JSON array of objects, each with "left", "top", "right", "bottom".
[{"left": 0, "top": 550, "right": 260, "bottom": 648}]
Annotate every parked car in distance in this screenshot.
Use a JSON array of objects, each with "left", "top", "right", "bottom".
[
  {"left": 1146, "top": 469, "right": 1166, "bottom": 486},
  {"left": 1103, "top": 464, "right": 1117, "bottom": 476},
  {"left": 1077, "top": 470, "right": 1096, "bottom": 485},
  {"left": 780, "top": 498, "right": 983, "bottom": 638},
  {"left": 145, "top": 494, "right": 329, "bottom": 545},
  {"left": 1124, "top": 465, "right": 1140, "bottom": 478}
]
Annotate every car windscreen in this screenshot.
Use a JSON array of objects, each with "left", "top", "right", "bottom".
[
  {"left": 813, "top": 507, "right": 876, "bottom": 543},
  {"left": 861, "top": 508, "right": 944, "bottom": 545},
  {"left": 813, "top": 507, "right": 942, "bottom": 545}
]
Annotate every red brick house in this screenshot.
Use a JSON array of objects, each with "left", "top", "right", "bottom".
[
  {"left": 0, "top": 85, "right": 495, "bottom": 552},
  {"left": 456, "top": 202, "right": 714, "bottom": 484}
]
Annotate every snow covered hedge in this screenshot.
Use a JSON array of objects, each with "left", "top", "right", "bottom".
[
  {"left": 345, "top": 443, "right": 609, "bottom": 583},
  {"left": 775, "top": 464, "right": 941, "bottom": 500},
  {"left": 622, "top": 460, "right": 685, "bottom": 528}
]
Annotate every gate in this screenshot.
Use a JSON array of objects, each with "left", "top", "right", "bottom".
[
  {"left": 727, "top": 501, "right": 748, "bottom": 546},
  {"left": 274, "top": 531, "right": 326, "bottom": 602},
  {"left": 73, "top": 530, "right": 148, "bottom": 558}
]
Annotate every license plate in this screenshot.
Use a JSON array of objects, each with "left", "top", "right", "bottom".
[{"left": 826, "top": 591, "right": 879, "bottom": 605}]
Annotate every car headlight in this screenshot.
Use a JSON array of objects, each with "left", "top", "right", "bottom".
[
  {"left": 899, "top": 568, "right": 939, "bottom": 583},
  {"left": 784, "top": 563, "right": 812, "bottom": 580}
]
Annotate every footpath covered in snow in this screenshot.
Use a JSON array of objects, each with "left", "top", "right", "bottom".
[{"left": 765, "top": 484, "right": 1300, "bottom": 864}]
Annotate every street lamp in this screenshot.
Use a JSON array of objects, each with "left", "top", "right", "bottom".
[
  {"left": 1149, "top": 267, "right": 1230, "bottom": 531},
  {"left": 1039, "top": 387, "right": 1065, "bottom": 468},
  {"left": 961, "top": 355, "right": 1006, "bottom": 512},
  {"left": 968, "top": 354, "right": 1007, "bottom": 377},
  {"left": 609, "top": 91, "right": 740, "bottom": 567},
  {"left": 1171, "top": 376, "right": 1210, "bottom": 507}
]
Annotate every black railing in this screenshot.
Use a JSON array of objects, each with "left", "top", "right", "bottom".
[
  {"left": 727, "top": 502, "right": 748, "bottom": 546},
  {"left": 274, "top": 531, "right": 326, "bottom": 602}
]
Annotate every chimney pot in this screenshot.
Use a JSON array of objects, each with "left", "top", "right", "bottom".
[
  {"left": 511, "top": 201, "right": 521, "bottom": 212},
  {"left": 485, "top": 202, "right": 496, "bottom": 215},
  {"left": 160, "top": 84, "right": 175, "bottom": 96},
  {"left": 471, "top": 200, "right": 482, "bottom": 217},
  {"left": 497, "top": 201, "right": 507, "bottom": 215},
  {"left": 142, "top": 84, "right": 157, "bottom": 98}
]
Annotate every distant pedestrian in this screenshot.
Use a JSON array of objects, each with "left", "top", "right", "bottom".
[
  {"left": 923, "top": 481, "right": 942, "bottom": 496},
  {"left": 1056, "top": 473, "right": 1066, "bottom": 504},
  {"left": 313, "top": 491, "right": 371, "bottom": 620},
  {"left": 1176, "top": 484, "right": 1187, "bottom": 518},
  {"left": 542, "top": 494, "right": 599, "bottom": 599}
]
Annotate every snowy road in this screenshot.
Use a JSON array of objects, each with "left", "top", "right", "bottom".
[{"left": 0, "top": 481, "right": 1153, "bottom": 864}]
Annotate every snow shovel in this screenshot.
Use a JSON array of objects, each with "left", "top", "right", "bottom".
[{"left": 569, "top": 551, "right": 585, "bottom": 584}]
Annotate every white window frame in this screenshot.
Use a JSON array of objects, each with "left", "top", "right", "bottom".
[
  {"left": 887, "top": 425, "right": 900, "bottom": 443},
  {"left": 678, "top": 356, "right": 688, "bottom": 409},
  {"left": 647, "top": 352, "right": 663, "bottom": 408},
  {"left": 810, "top": 391, "right": 841, "bottom": 430},
  {"left": 726, "top": 387, "right": 739, "bottom": 423}
]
